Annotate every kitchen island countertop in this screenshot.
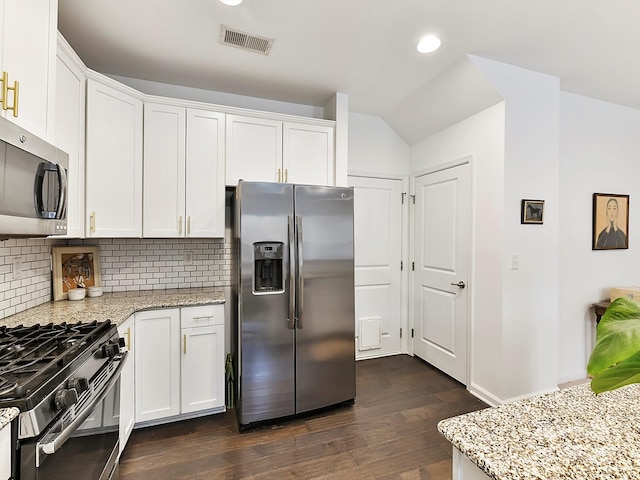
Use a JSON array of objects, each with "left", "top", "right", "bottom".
[{"left": 438, "top": 383, "right": 640, "bottom": 479}]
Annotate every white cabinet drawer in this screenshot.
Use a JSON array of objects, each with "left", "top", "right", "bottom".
[{"left": 181, "top": 304, "right": 223, "bottom": 328}]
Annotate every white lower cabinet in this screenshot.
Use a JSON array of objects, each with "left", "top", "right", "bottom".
[
  {"left": 133, "top": 305, "right": 225, "bottom": 427},
  {"left": 118, "top": 316, "right": 135, "bottom": 455},
  {"left": 181, "top": 305, "right": 225, "bottom": 414},
  {"left": 0, "top": 424, "right": 10, "bottom": 480},
  {"left": 134, "top": 309, "right": 181, "bottom": 423}
]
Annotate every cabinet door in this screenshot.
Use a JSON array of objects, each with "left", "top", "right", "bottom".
[
  {"left": 0, "top": 423, "right": 10, "bottom": 480},
  {"left": 181, "top": 324, "right": 225, "bottom": 414},
  {"left": 225, "top": 115, "right": 282, "bottom": 185},
  {"left": 143, "top": 103, "right": 186, "bottom": 237},
  {"left": 86, "top": 79, "right": 143, "bottom": 237},
  {"left": 118, "top": 316, "right": 135, "bottom": 455},
  {"left": 135, "top": 309, "right": 180, "bottom": 423},
  {"left": 0, "top": 0, "right": 57, "bottom": 140},
  {"left": 186, "top": 109, "right": 225, "bottom": 237},
  {"left": 55, "top": 42, "right": 85, "bottom": 238},
  {"left": 283, "top": 122, "right": 335, "bottom": 186}
]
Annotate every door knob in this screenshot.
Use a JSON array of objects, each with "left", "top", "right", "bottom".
[{"left": 451, "top": 281, "right": 466, "bottom": 289}]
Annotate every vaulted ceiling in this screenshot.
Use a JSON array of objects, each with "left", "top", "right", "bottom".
[{"left": 58, "top": 0, "right": 640, "bottom": 143}]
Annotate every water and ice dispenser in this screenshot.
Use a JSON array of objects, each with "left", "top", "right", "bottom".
[{"left": 253, "top": 242, "right": 284, "bottom": 293}]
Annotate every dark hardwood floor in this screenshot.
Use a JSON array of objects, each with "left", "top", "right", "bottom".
[{"left": 119, "top": 355, "right": 487, "bottom": 480}]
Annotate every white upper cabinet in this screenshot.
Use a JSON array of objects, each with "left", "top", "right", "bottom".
[
  {"left": 55, "top": 36, "right": 86, "bottom": 238},
  {"left": 225, "top": 115, "right": 282, "bottom": 185},
  {"left": 283, "top": 122, "right": 335, "bottom": 186},
  {"left": 225, "top": 114, "right": 335, "bottom": 187},
  {"left": 185, "top": 108, "right": 225, "bottom": 237},
  {"left": 143, "top": 102, "right": 225, "bottom": 238},
  {"left": 0, "top": 0, "right": 57, "bottom": 141},
  {"left": 85, "top": 77, "right": 143, "bottom": 237},
  {"left": 143, "top": 103, "right": 186, "bottom": 237}
]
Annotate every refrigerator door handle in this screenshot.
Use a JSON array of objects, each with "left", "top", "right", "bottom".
[
  {"left": 295, "top": 215, "right": 304, "bottom": 329},
  {"left": 287, "top": 214, "right": 296, "bottom": 329}
]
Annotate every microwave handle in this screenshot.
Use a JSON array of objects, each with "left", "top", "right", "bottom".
[
  {"left": 38, "top": 352, "right": 128, "bottom": 457},
  {"left": 56, "top": 164, "right": 68, "bottom": 220}
]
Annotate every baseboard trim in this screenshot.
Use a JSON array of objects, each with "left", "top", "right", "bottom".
[
  {"left": 468, "top": 383, "right": 502, "bottom": 407},
  {"left": 468, "top": 383, "right": 561, "bottom": 407}
]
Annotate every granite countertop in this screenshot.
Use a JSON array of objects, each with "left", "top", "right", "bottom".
[
  {"left": 0, "top": 407, "right": 19, "bottom": 431},
  {"left": 1, "top": 287, "right": 225, "bottom": 329},
  {"left": 438, "top": 383, "right": 640, "bottom": 480},
  {"left": 0, "top": 287, "right": 225, "bottom": 429}
]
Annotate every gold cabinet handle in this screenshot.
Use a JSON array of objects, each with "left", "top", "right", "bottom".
[
  {"left": 179, "top": 216, "right": 183, "bottom": 236},
  {"left": 277, "top": 168, "right": 281, "bottom": 183},
  {"left": 187, "top": 216, "right": 191, "bottom": 236},
  {"left": 2, "top": 72, "right": 19, "bottom": 117},
  {"left": 183, "top": 334, "right": 187, "bottom": 354},
  {"left": 285, "top": 168, "right": 288, "bottom": 183},
  {"left": 125, "top": 327, "right": 131, "bottom": 350},
  {"left": 90, "top": 212, "right": 96, "bottom": 233},
  {"left": 0, "top": 72, "right": 6, "bottom": 108}
]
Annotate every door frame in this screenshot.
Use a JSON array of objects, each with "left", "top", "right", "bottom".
[
  {"left": 348, "top": 171, "right": 411, "bottom": 355},
  {"left": 408, "top": 156, "right": 474, "bottom": 384}
]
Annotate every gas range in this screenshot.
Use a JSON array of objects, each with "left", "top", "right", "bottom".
[
  {"left": 0, "top": 321, "right": 123, "bottom": 438},
  {"left": 0, "top": 320, "right": 126, "bottom": 480}
]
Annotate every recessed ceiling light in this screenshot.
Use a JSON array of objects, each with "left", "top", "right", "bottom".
[
  {"left": 220, "top": 0, "right": 243, "bottom": 5},
  {"left": 417, "top": 34, "right": 441, "bottom": 54}
]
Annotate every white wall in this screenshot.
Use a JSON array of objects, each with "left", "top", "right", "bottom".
[
  {"left": 109, "top": 74, "right": 325, "bottom": 119},
  {"left": 558, "top": 92, "right": 640, "bottom": 383},
  {"left": 471, "top": 57, "right": 560, "bottom": 403},
  {"left": 410, "top": 102, "right": 506, "bottom": 403},
  {"left": 348, "top": 112, "right": 409, "bottom": 176}
]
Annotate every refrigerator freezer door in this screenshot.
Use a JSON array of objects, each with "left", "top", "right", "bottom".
[
  {"left": 294, "top": 185, "right": 356, "bottom": 413},
  {"left": 237, "top": 181, "right": 295, "bottom": 425}
]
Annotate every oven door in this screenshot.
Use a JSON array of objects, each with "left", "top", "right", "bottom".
[{"left": 22, "top": 353, "right": 127, "bottom": 480}]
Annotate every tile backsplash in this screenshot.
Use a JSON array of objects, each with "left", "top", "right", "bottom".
[{"left": 0, "top": 237, "right": 231, "bottom": 321}]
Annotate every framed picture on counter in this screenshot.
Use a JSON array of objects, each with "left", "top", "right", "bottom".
[
  {"left": 52, "top": 246, "right": 102, "bottom": 300},
  {"left": 593, "top": 193, "right": 629, "bottom": 250}
]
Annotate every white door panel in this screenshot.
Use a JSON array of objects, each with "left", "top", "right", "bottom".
[
  {"left": 413, "top": 164, "right": 470, "bottom": 383},
  {"left": 349, "top": 176, "right": 403, "bottom": 359}
]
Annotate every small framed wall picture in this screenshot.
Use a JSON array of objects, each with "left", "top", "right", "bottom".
[
  {"left": 52, "top": 246, "right": 102, "bottom": 300},
  {"left": 521, "top": 199, "right": 544, "bottom": 224},
  {"left": 592, "top": 193, "right": 629, "bottom": 250}
]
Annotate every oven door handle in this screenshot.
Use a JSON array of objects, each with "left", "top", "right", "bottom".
[{"left": 39, "top": 352, "right": 128, "bottom": 457}]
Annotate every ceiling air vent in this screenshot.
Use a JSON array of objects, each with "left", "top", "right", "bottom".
[{"left": 219, "top": 25, "right": 274, "bottom": 55}]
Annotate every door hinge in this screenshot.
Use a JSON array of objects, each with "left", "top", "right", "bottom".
[
  {"left": 411, "top": 328, "right": 414, "bottom": 338},
  {"left": 400, "top": 261, "right": 403, "bottom": 271},
  {"left": 402, "top": 192, "right": 406, "bottom": 204},
  {"left": 410, "top": 194, "right": 416, "bottom": 205},
  {"left": 400, "top": 328, "right": 403, "bottom": 338},
  {"left": 412, "top": 261, "right": 415, "bottom": 271}
]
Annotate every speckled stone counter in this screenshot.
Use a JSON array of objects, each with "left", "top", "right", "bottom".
[
  {"left": 0, "top": 288, "right": 225, "bottom": 427},
  {"left": 0, "top": 407, "right": 18, "bottom": 432},
  {"left": 438, "top": 383, "right": 640, "bottom": 479},
  {"left": 0, "top": 287, "right": 225, "bottom": 329}
]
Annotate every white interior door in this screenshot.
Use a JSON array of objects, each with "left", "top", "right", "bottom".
[
  {"left": 412, "top": 164, "right": 470, "bottom": 383},
  {"left": 349, "top": 176, "right": 403, "bottom": 359}
]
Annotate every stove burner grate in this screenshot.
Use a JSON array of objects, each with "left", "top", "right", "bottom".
[{"left": 0, "top": 321, "right": 112, "bottom": 401}]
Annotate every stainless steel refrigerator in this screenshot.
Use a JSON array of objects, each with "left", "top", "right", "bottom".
[{"left": 231, "top": 181, "right": 355, "bottom": 429}]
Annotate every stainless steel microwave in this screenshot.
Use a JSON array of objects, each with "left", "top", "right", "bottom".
[{"left": 0, "top": 116, "right": 68, "bottom": 239}]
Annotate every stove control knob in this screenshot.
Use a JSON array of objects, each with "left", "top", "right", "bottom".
[
  {"left": 54, "top": 389, "right": 79, "bottom": 410},
  {"left": 68, "top": 377, "right": 89, "bottom": 395},
  {"left": 101, "top": 342, "right": 120, "bottom": 358}
]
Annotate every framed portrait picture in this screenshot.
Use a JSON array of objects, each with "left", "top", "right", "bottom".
[
  {"left": 52, "top": 246, "right": 102, "bottom": 300},
  {"left": 521, "top": 199, "right": 545, "bottom": 224},
  {"left": 592, "top": 193, "right": 629, "bottom": 250}
]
